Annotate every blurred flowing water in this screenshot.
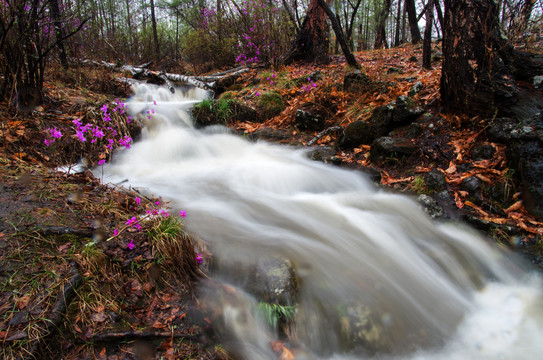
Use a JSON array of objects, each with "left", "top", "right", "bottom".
[{"left": 97, "top": 83, "right": 543, "bottom": 359}]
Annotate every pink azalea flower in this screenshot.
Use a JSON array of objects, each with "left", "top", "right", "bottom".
[
  {"left": 113, "top": 229, "right": 119, "bottom": 236},
  {"left": 179, "top": 210, "right": 187, "bottom": 218},
  {"left": 196, "top": 254, "right": 203, "bottom": 264},
  {"left": 127, "top": 240, "right": 135, "bottom": 250},
  {"left": 98, "top": 159, "right": 106, "bottom": 165}
]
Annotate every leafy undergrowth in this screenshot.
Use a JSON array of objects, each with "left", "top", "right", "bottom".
[
  {"left": 0, "top": 67, "right": 223, "bottom": 358},
  {"left": 0, "top": 157, "right": 223, "bottom": 359}
]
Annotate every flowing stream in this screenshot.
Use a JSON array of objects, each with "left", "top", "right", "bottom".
[{"left": 97, "top": 83, "right": 543, "bottom": 359}]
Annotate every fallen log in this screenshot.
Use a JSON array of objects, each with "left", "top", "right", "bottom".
[{"left": 76, "top": 59, "right": 249, "bottom": 93}]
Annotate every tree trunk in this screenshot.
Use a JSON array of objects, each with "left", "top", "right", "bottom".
[
  {"left": 394, "top": 0, "right": 402, "bottom": 47},
  {"left": 282, "top": 0, "right": 331, "bottom": 64},
  {"left": 317, "top": 0, "right": 360, "bottom": 68},
  {"left": 49, "top": 0, "right": 69, "bottom": 68},
  {"left": 422, "top": 0, "right": 434, "bottom": 69},
  {"left": 434, "top": 0, "right": 444, "bottom": 34},
  {"left": 374, "top": 0, "right": 392, "bottom": 49},
  {"left": 405, "top": 0, "right": 422, "bottom": 43},
  {"left": 509, "top": 0, "right": 536, "bottom": 41},
  {"left": 441, "top": 0, "right": 542, "bottom": 117},
  {"left": 401, "top": 3, "right": 407, "bottom": 43},
  {"left": 150, "top": 0, "right": 160, "bottom": 60}
]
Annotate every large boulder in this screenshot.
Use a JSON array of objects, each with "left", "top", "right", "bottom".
[
  {"left": 344, "top": 70, "right": 371, "bottom": 92},
  {"left": 370, "top": 136, "right": 418, "bottom": 162},
  {"left": 295, "top": 105, "right": 326, "bottom": 131},
  {"left": 338, "top": 96, "right": 423, "bottom": 149},
  {"left": 486, "top": 114, "right": 543, "bottom": 219}
]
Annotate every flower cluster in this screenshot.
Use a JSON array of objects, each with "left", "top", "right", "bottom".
[
  {"left": 234, "top": 0, "right": 284, "bottom": 66},
  {"left": 43, "top": 127, "right": 63, "bottom": 146},
  {"left": 43, "top": 99, "right": 133, "bottom": 164},
  {"left": 301, "top": 77, "right": 319, "bottom": 93},
  {"left": 110, "top": 198, "right": 189, "bottom": 251}
]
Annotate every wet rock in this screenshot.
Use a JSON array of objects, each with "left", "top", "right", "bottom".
[
  {"left": 391, "top": 96, "right": 424, "bottom": 124},
  {"left": 295, "top": 105, "right": 326, "bottom": 131},
  {"left": 461, "top": 176, "right": 482, "bottom": 196},
  {"left": 370, "top": 137, "right": 417, "bottom": 162},
  {"left": 533, "top": 75, "right": 543, "bottom": 89},
  {"left": 338, "top": 96, "right": 423, "bottom": 149},
  {"left": 211, "top": 257, "right": 299, "bottom": 306},
  {"left": 471, "top": 144, "right": 496, "bottom": 160},
  {"left": 344, "top": 70, "right": 371, "bottom": 92},
  {"left": 405, "top": 123, "right": 423, "bottom": 139},
  {"left": 247, "top": 127, "right": 290, "bottom": 142},
  {"left": 408, "top": 56, "right": 418, "bottom": 62},
  {"left": 486, "top": 117, "right": 537, "bottom": 143},
  {"left": 507, "top": 140, "right": 543, "bottom": 217},
  {"left": 424, "top": 169, "right": 446, "bottom": 191},
  {"left": 418, "top": 194, "right": 444, "bottom": 219},
  {"left": 338, "top": 120, "right": 374, "bottom": 149},
  {"left": 387, "top": 67, "right": 403, "bottom": 74},
  {"left": 408, "top": 81, "right": 423, "bottom": 97},
  {"left": 249, "top": 258, "right": 299, "bottom": 305},
  {"left": 307, "top": 147, "right": 336, "bottom": 163}
]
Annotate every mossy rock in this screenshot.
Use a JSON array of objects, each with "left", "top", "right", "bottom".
[{"left": 256, "top": 91, "right": 285, "bottom": 119}]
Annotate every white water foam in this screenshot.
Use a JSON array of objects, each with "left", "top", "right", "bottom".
[{"left": 97, "top": 83, "right": 543, "bottom": 359}]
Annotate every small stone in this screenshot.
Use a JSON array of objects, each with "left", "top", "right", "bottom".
[
  {"left": 424, "top": 169, "right": 446, "bottom": 190},
  {"left": 408, "top": 81, "right": 423, "bottom": 97},
  {"left": 533, "top": 75, "right": 543, "bottom": 89},
  {"left": 471, "top": 144, "right": 496, "bottom": 160},
  {"left": 461, "top": 176, "right": 482, "bottom": 194}
]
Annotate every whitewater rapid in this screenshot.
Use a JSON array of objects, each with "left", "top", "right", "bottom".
[{"left": 96, "top": 83, "right": 543, "bottom": 360}]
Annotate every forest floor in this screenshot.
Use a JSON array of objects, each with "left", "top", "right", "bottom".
[{"left": 1, "top": 43, "right": 543, "bottom": 359}]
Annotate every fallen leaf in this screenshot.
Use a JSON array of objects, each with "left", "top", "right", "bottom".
[
  {"left": 279, "top": 346, "right": 294, "bottom": 360},
  {"left": 504, "top": 200, "right": 523, "bottom": 214},
  {"left": 91, "top": 311, "right": 108, "bottom": 323},
  {"left": 16, "top": 294, "right": 31, "bottom": 309}
]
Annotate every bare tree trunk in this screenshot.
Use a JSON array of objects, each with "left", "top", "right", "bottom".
[
  {"left": 405, "top": 0, "right": 422, "bottom": 43},
  {"left": 509, "top": 0, "right": 536, "bottom": 40},
  {"left": 150, "top": 0, "right": 160, "bottom": 60},
  {"left": 422, "top": 0, "right": 434, "bottom": 69},
  {"left": 441, "top": 0, "right": 542, "bottom": 117},
  {"left": 374, "top": 0, "right": 392, "bottom": 49},
  {"left": 49, "top": 0, "right": 69, "bottom": 68},
  {"left": 317, "top": 0, "right": 360, "bottom": 68},
  {"left": 394, "top": 0, "right": 402, "bottom": 46},
  {"left": 434, "top": 0, "right": 444, "bottom": 33},
  {"left": 282, "top": 0, "right": 331, "bottom": 64},
  {"left": 401, "top": 2, "right": 407, "bottom": 43}
]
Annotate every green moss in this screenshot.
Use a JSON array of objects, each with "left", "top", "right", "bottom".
[{"left": 256, "top": 91, "right": 285, "bottom": 118}]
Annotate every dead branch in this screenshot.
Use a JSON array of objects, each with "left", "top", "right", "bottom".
[
  {"left": 307, "top": 126, "right": 343, "bottom": 146},
  {"left": 91, "top": 330, "right": 201, "bottom": 342}
]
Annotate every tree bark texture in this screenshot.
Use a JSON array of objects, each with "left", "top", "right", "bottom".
[
  {"left": 422, "top": 0, "right": 434, "bottom": 69},
  {"left": 405, "top": 0, "right": 422, "bottom": 43},
  {"left": 282, "top": 0, "right": 331, "bottom": 64},
  {"left": 49, "top": 0, "right": 69, "bottom": 68},
  {"left": 150, "top": 0, "right": 160, "bottom": 59},
  {"left": 509, "top": 0, "right": 536, "bottom": 41},
  {"left": 374, "top": 0, "right": 392, "bottom": 49},
  {"left": 317, "top": 0, "right": 359, "bottom": 68},
  {"left": 441, "top": 0, "right": 542, "bottom": 117}
]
